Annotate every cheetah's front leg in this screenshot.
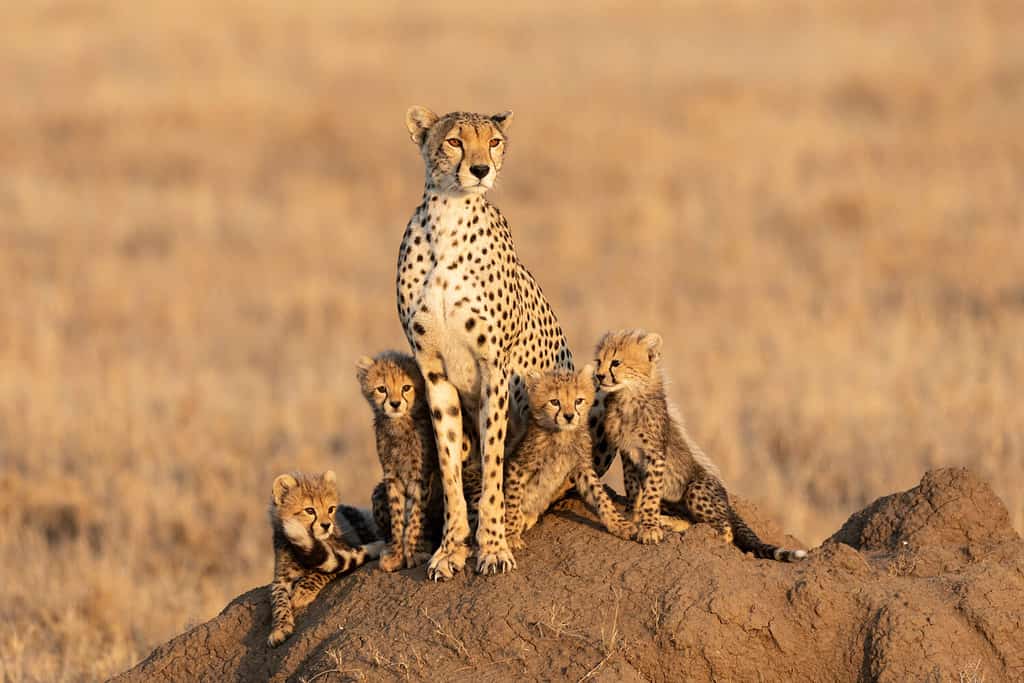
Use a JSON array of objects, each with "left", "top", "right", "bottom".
[
  {"left": 475, "top": 362, "right": 516, "bottom": 574},
  {"left": 635, "top": 448, "right": 667, "bottom": 544},
  {"left": 379, "top": 478, "right": 407, "bottom": 572},
  {"left": 503, "top": 459, "right": 532, "bottom": 550},
  {"left": 419, "top": 357, "right": 471, "bottom": 581}
]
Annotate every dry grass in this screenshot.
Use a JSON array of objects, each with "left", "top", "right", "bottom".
[{"left": 1, "top": 1, "right": 1022, "bottom": 680}]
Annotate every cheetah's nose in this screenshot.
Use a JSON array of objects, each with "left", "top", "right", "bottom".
[
  {"left": 469, "top": 164, "right": 490, "bottom": 179},
  {"left": 390, "top": 400, "right": 401, "bottom": 409},
  {"left": 563, "top": 413, "right": 575, "bottom": 423},
  {"left": 320, "top": 522, "right": 331, "bottom": 531},
  {"left": 595, "top": 373, "right": 605, "bottom": 383}
]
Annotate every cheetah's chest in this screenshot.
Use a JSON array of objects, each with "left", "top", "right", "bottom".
[{"left": 398, "top": 201, "right": 509, "bottom": 403}]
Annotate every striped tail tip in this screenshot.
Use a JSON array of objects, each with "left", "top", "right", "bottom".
[{"left": 773, "top": 547, "right": 808, "bottom": 562}]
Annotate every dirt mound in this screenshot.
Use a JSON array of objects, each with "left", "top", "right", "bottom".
[{"left": 114, "top": 468, "right": 1023, "bottom": 682}]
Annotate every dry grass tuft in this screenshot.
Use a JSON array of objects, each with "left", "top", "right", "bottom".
[{"left": 1, "top": 1, "right": 1022, "bottom": 680}]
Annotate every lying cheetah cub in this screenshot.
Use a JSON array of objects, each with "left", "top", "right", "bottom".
[
  {"left": 504, "top": 365, "right": 637, "bottom": 550},
  {"left": 595, "top": 330, "right": 807, "bottom": 562},
  {"left": 357, "top": 352, "right": 443, "bottom": 571},
  {"left": 268, "top": 471, "right": 384, "bottom": 647}
]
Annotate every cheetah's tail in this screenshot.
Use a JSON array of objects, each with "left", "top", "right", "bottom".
[
  {"left": 728, "top": 509, "right": 807, "bottom": 562},
  {"left": 336, "top": 504, "right": 383, "bottom": 545}
]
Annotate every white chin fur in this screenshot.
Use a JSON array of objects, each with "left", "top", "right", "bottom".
[{"left": 283, "top": 518, "right": 314, "bottom": 551}]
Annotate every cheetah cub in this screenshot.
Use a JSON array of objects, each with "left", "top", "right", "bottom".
[
  {"left": 357, "top": 352, "right": 444, "bottom": 571},
  {"left": 504, "top": 365, "right": 637, "bottom": 550},
  {"left": 268, "top": 471, "right": 384, "bottom": 647},
  {"left": 595, "top": 330, "right": 807, "bottom": 562}
]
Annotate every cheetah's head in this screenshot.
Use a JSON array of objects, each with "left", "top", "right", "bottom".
[
  {"left": 271, "top": 471, "right": 339, "bottom": 550},
  {"left": 593, "top": 330, "right": 663, "bottom": 394},
  {"left": 405, "top": 106, "right": 512, "bottom": 195},
  {"left": 523, "top": 364, "right": 595, "bottom": 432},
  {"left": 356, "top": 352, "right": 424, "bottom": 419}
]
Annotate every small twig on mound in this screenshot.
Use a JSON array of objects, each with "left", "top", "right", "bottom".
[
  {"left": 420, "top": 608, "right": 471, "bottom": 660},
  {"left": 578, "top": 587, "right": 625, "bottom": 682}
]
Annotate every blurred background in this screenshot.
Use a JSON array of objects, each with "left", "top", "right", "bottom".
[{"left": 2, "top": 1, "right": 1022, "bottom": 680}]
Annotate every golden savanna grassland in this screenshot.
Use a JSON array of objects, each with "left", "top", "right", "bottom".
[{"left": 1, "top": 1, "right": 1022, "bottom": 680}]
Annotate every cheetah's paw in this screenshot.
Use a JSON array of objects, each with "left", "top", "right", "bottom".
[
  {"left": 476, "top": 546, "right": 517, "bottom": 575},
  {"left": 267, "top": 625, "right": 292, "bottom": 648},
  {"left": 507, "top": 533, "right": 526, "bottom": 551},
  {"left": 609, "top": 521, "right": 639, "bottom": 541},
  {"left": 637, "top": 523, "right": 665, "bottom": 545},
  {"left": 426, "top": 543, "right": 469, "bottom": 581},
  {"left": 379, "top": 547, "right": 404, "bottom": 573}
]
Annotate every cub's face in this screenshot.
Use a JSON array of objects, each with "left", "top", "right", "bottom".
[
  {"left": 406, "top": 106, "right": 512, "bottom": 195},
  {"left": 593, "top": 330, "right": 663, "bottom": 393},
  {"left": 356, "top": 354, "right": 423, "bottom": 419},
  {"left": 524, "top": 365, "right": 595, "bottom": 432},
  {"left": 272, "top": 471, "right": 339, "bottom": 550}
]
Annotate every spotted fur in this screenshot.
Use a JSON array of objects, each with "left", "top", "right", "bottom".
[
  {"left": 357, "top": 352, "right": 444, "bottom": 571},
  {"left": 397, "top": 106, "right": 614, "bottom": 579},
  {"left": 595, "top": 330, "right": 807, "bottom": 562},
  {"left": 267, "top": 471, "right": 384, "bottom": 647},
  {"left": 504, "top": 366, "right": 637, "bottom": 551}
]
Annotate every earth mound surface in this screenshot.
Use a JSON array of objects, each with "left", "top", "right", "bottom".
[{"left": 115, "top": 468, "right": 1023, "bottom": 682}]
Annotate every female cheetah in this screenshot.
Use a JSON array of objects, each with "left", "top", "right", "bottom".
[
  {"left": 397, "top": 106, "right": 577, "bottom": 578},
  {"left": 594, "top": 330, "right": 807, "bottom": 562}
]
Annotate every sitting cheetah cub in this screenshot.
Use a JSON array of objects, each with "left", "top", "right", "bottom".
[
  {"left": 357, "top": 352, "right": 447, "bottom": 571},
  {"left": 504, "top": 365, "right": 637, "bottom": 550},
  {"left": 595, "top": 330, "right": 807, "bottom": 562},
  {"left": 268, "top": 471, "right": 384, "bottom": 647}
]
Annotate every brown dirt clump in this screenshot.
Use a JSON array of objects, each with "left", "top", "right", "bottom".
[{"left": 115, "top": 468, "right": 1023, "bottom": 682}]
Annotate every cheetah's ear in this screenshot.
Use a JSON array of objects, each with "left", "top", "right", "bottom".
[
  {"left": 643, "top": 333, "right": 663, "bottom": 363},
  {"left": 491, "top": 110, "right": 513, "bottom": 131},
  {"left": 323, "top": 470, "right": 337, "bottom": 486},
  {"left": 356, "top": 355, "right": 375, "bottom": 382},
  {"left": 523, "top": 369, "right": 542, "bottom": 390},
  {"left": 272, "top": 473, "right": 298, "bottom": 505},
  {"left": 406, "top": 106, "right": 439, "bottom": 145},
  {"left": 577, "top": 363, "right": 595, "bottom": 381}
]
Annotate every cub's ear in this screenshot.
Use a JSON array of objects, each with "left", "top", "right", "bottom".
[
  {"left": 644, "top": 333, "right": 663, "bottom": 363},
  {"left": 491, "top": 110, "right": 513, "bottom": 131},
  {"left": 272, "top": 473, "right": 298, "bottom": 505},
  {"left": 577, "top": 363, "right": 595, "bottom": 381},
  {"left": 356, "top": 356, "right": 375, "bottom": 381},
  {"left": 323, "top": 470, "right": 337, "bottom": 486},
  {"left": 406, "top": 105, "right": 439, "bottom": 144},
  {"left": 523, "top": 369, "right": 542, "bottom": 390}
]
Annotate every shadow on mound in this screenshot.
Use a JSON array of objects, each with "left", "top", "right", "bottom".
[{"left": 114, "top": 468, "right": 1023, "bottom": 682}]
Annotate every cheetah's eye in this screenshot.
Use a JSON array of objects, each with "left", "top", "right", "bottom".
[
  {"left": 328, "top": 506, "right": 336, "bottom": 514},
  {"left": 401, "top": 384, "right": 412, "bottom": 393},
  {"left": 489, "top": 138, "right": 502, "bottom": 148},
  {"left": 304, "top": 507, "right": 316, "bottom": 516},
  {"left": 575, "top": 398, "right": 585, "bottom": 406},
  {"left": 610, "top": 360, "right": 622, "bottom": 368},
  {"left": 446, "top": 138, "right": 462, "bottom": 148},
  {"left": 549, "top": 399, "right": 560, "bottom": 407},
  {"left": 375, "top": 386, "right": 386, "bottom": 394}
]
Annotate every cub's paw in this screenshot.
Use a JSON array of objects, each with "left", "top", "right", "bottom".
[
  {"left": 379, "top": 546, "right": 405, "bottom": 573},
  {"left": 267, "top": 624, "right": 292, "bottom": 648},
  {"left": 507, "top": 533, "right": 526, "bottom": 551},
  {"left": 404, "top": 549, "right": 433, "bottom": 569},
  {"left": 609, "top": 520, "right": 639, "bottom": 541},
  {"left": 426, "top": 543, "right": 469, "bottom": 581},
  {"left": 637, "top": 523, "right": 665, "bottom": 545},
  {"left": 476, "top": 546, "right": 517, "bottom": 575}
]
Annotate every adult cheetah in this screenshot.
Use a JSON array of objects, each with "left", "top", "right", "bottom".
[{"left": 396, "top": 106, "right": 575, "bottom": 578}]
